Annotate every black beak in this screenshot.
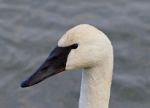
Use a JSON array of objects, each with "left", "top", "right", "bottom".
[{"left": 21, "top": 44, "right": 78, "bottom": 88}]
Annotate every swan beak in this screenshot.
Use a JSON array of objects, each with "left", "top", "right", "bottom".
[{"left": 21, "top": 44, "right": 78, "bottom": 88}]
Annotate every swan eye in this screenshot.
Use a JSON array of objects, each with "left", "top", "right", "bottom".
[{"left": 71, "top": 43, "right": 78, "bottom": 49}]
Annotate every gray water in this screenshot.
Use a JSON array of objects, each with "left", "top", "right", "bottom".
[{"left": 0, "top": 0, "right": 150, "bottom": 108}]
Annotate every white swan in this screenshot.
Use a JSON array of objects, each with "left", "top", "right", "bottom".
[{"left": 21, "top": 24, "right": 113, "bottom": 108}]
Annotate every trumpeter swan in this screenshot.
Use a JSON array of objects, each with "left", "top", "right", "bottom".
[{"left": 21, "top": 24, "right": 113, "bottom": 108}]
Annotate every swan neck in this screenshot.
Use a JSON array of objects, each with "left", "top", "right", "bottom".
[{"left": 79, "top": 64, "right": 113, "bottom": 108}]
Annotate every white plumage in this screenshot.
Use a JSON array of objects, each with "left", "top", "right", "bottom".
[{"left": 58, "top": 24, "right": 113, "bottom": 108}]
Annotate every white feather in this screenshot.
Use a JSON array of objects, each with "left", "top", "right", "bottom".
[{"left": 58, "top": 24, "right": 113, "bottom": 108}]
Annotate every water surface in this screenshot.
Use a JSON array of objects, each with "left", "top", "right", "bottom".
[{"left": 0, "top": 0, "right": 150, "bottom": 108}]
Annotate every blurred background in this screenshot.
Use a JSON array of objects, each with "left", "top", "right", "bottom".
[{"left": 0, "top": 0, "right": 150, "bottom": 108}]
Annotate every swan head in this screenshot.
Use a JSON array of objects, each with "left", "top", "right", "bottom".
[
  {"left": 58, "top": 24, "right": 113, "bottom": 70},
  {"left": 21, "top": 24, "right": 113, "bottom": 88}
]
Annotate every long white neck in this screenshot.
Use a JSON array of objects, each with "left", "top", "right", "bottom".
[{"left": 79, "top": 59, "right": 113, "bottom": 108}]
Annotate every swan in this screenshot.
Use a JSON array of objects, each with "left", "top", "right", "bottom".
[{"left": 21, "top": 24, "right": 113, "bottom": 108}]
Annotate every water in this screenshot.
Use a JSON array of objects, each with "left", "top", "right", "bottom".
[{"left": 0, "top": 0, "right": 150, "bottom": 108}]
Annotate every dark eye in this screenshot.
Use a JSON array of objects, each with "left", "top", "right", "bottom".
[{"left": 71, "top": 43, "right": 78, "bottom": 49}]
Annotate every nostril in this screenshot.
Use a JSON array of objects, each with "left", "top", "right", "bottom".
[{"left": 72, "top": 43, "right": 78, "bottom": 49}]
